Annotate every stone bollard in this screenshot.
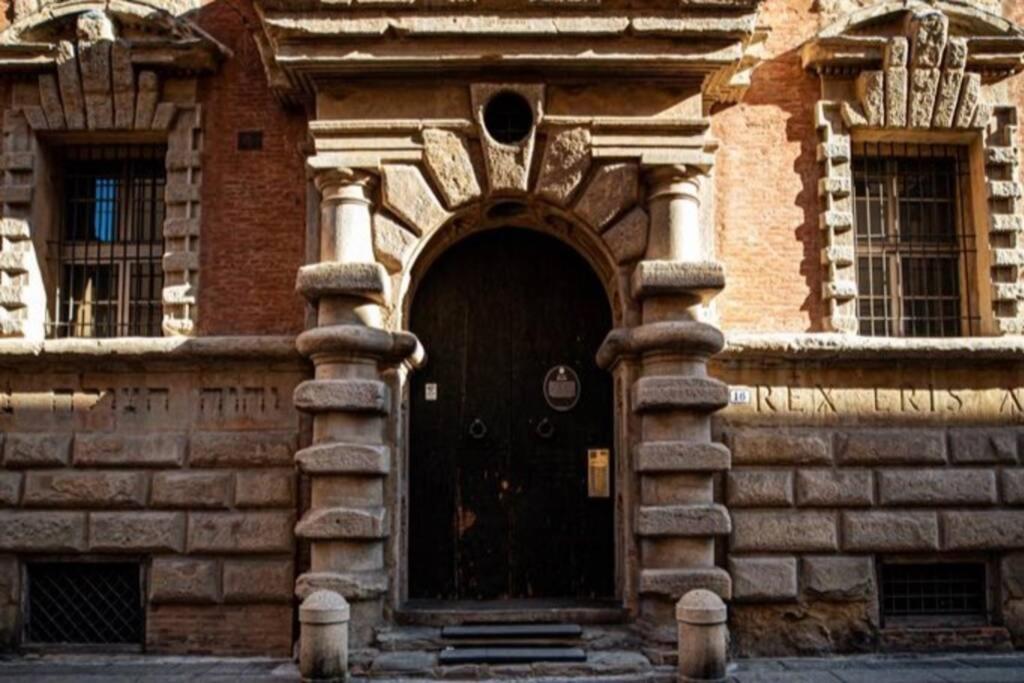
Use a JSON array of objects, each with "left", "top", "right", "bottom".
[
  {"left": 676, "top": 589, "right": 728, "bottom": 682},
  {"left": 299, "top": 590, "right": 350, "bottom": 682}
]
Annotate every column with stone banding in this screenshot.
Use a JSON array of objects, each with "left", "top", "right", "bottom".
[
  {"left": 599, "top": 164, "right": 731, "bottom": 649},
  {"left": 293, "top": 169, "right": 420, "bottom": 649}
]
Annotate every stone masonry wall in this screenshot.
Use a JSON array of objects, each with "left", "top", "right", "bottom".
[
  {"left": 0, "top": 349, "right": 307, "bottom": 655},
  {"left": 713, "top": 355, "right": 1024, "bottom": 657}
]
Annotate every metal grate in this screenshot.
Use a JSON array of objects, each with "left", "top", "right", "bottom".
[
  {"left": 25, "top": 562, "right": 144, "bottom": 645},
  {"left": 881, "top": 563, "right": 987, "bottom": 621},
  {"left": 50, "top": 144, "right": 166, "bottom": 339},
  {"left": 852, "top": 143, "right": 979, "bottom": 337}
]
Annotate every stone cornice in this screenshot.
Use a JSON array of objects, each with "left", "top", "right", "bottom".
[
  {"left": 721, "top": 332, "right": 1024, "bottom": 362},
  {"left": 0, "top": 336, "right": 303, "bottom": 362}
]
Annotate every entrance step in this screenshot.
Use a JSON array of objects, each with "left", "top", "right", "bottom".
[
  {"left": 375, "top": 623, "right": 640, "bottom": 653},
  {"left": 442, "top": 623, "right": 584, "bottom": 640},
  {"left": 438, "top": 646, "right": 586, "bottom": 665}
]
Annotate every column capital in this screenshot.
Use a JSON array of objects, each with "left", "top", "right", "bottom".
[
  {"left": 644, "top": 165, "right": 703, "bottom": 202},
  {"left": 314, "top": 168, "right": 378, "bottom": 205}
]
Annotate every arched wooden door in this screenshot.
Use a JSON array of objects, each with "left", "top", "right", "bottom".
[{"left": 408, "top": 228, "right": 615, "bottom": 601}]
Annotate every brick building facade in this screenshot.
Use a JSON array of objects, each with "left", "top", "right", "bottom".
[{"left": 0, "top": 0, "right": 1022, "bottom": 672}]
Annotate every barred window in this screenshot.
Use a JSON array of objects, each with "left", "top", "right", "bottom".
[
  {"left": 852, "top": 143, "right": 979, "bottom": 337},
  {"left": 50, "top": 144, "right": 166, "bottom": 338}
]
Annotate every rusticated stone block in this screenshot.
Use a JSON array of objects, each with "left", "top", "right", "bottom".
[
  {"left": 943, "top": 511, "right": 1024, "bottom": 550},
  {"left": 296, "top": 443, "right": 390, "bottom": 475},
  {"left": 295, "top": 262, "right": 389, "bottom": 303},
  {"left": 632, "top": 377, "right": 729, "bottom": 413},
  {"left": 602, "top": 207, "right": 648, "bottom": 265},
  {"left": 1004, "top": 470, "right": 1024, "bottom": 505},
  {"left": 1003, "top": 554, "right": 1024, "bottom": 599},
  {"left": 235, "top": 470, "right": 294, "bottom": 508},
  {"left": 573, "top": 162, "right": 639, "bottom": 231},
  {"left": 151, "top": 472, "right": 231, "bottom": 509},
  {"left": 842, "top": 511, "right": 939, "bottom": 552},
  {"left": 0, "top": 511, "right": 86, "bottom": 551},
  {"left": 421, "top": 129, "right": 481, "bottom": 209},
  {"left": 150, "top": 558, "right": 219, "bottom": 604},
  {"left": 190, "top": 432, "right": 295, "bottom": 468},
  {"left": 295, "top": 571, "right": 389, "bottom": 601},
  {"left": 949, "top": 429, "right": 1018, "bottom": 464},
  {"left": 536, "top": 127, "right": 591, "bottom": 206},
  {"left": 3, "top": 434, "right": 71, "bottom": 468},
  {"left": 877, "top": 469, "right": 997, "bottom": 506},
  {"left": 730, "top": 431, "right": 831, "bottom": 466},
  {"left": 731, "top": 512, "right": 838, "bottom": 552},
  {"left": 730, "top": 556, "right": 797, "bottom": 602},
  {"left": 223, "top": 559, "right": 293, "bottom": 603},
  {"left": 293, "top": 379, "right": 390, "bottom": 414},
  {"left": 381, "top": 163, "right": 451, "bottom": 235},
  {"left": 0, "top": 473, "right": 21, "bottom": 505},
  {"left": 188, "top": 512, "right": 294, "bottom": 553},
  {"left": 836, "top": 430, "right": 945, "bottom": 465},
  {"left": 796, "top": 470, "right": 873, "bottom": 507},
  {"left": 727, "top": 470, "right": 794, "bottom": 508},
  {"left": 802, "top": 556, "right": 875, "bottom": 601},
  {"left": 638, "top": 567, "right": 732, "bottom": 600},
  {"left": 295, "top": 507, "right": 387, "bottom": 540},
  {"left": 636, "top": 504, "right": 731, "bottom": 537},
  {"left": 23, "top": 471, "right": 148, "bottom": 508},
  {"left": 90, "top": 512, "right": 185, "bottom": 552},
  {"left": 635, "top": 442, "right": 730, "bottom": 473},
  {"left": 73, "top": 433, "right": 186, "bottom": 468}
]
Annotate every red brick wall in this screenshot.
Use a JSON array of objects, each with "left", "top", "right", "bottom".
[{"left": 193, "top": 0, "right": 307, "bottom": 336}]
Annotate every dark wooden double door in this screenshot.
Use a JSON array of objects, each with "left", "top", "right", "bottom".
[{"left": 409, "top": 229, "right": 614, "bottom": 601}]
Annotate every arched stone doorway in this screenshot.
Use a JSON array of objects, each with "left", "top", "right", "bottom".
[{"left": 407, "top": 228, "right": 615, "bottom": 602}]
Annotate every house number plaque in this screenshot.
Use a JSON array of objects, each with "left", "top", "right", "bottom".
[
  {"left": 587, "top": 448, "right": 610, "bottom": 498},
  {"left": 543, "top": 365, "right": 580, "bottom": 412}
]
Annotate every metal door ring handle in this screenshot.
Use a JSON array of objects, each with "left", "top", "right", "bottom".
[
  {"left": 536, "top": 418, "right": 555, "bottom": 439},
  {"left": 469, "top": 418, "right": 488, "bottom": 440}
]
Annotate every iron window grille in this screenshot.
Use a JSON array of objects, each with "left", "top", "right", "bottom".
[
  {"left": 852, "top": 142, "right": 979, "bottom": 337},
  {"left": 49, "top": 144, "right": 166, "bottom": 339},
  {"left": 880, "top": 562, "right": 987, "bottom": 625},
  {"left": 24, "top": 561, "right": 144, "bottom": 646}
]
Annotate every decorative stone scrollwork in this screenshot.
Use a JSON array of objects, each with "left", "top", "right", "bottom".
[{"left": 803, "top": 1, "right": 1024, "bottom": 335}]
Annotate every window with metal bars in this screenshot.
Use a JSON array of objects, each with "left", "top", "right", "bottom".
[
  {"left": 880, "top": 562, "right": 987, "bottom": 625},
  {"left": 852, "top": 143, "right": 979, "bottom": 337},
  {"left": 25, "top": 562, "right": 144, "bottom": 646},
  {"left": 49, "top": 144, "right": 166, "bottom": 338}
]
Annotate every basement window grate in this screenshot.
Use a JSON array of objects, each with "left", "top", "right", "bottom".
[
  {"left": 25, "top": 562, "right": 144, "bottom": 645},
  {"left": 881, "top": 562, "right": 986, "bottom": 622}
]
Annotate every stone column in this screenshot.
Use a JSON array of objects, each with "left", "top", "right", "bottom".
[
  {"left": 600, "top": 165, "right": 731, "bottom": 654},
  {"left": 293, "top": 169, "right": 419, "bottom": 650}
]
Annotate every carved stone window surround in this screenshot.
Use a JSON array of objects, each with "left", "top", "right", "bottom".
[{"left": 804, "top": 1, "right": 1024, "bottom": 336}]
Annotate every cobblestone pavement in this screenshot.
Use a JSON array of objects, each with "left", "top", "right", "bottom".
[{"left": 0, "top": 653, "right": 1022, "bottom": 682}]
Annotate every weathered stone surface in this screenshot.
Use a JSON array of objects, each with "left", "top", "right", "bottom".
[
  {"left": 111, "top": 40, "right": 134, "bottom": 130},
  {"left": 422, "top": 129, "right": 480, "bottom": 209},
  {"left": 638, "top": 567, "right": 732, "bottom": 600},
  {"left": 943, "top": 511, "right": 1024, "bottom": 550},
  {"left": 55, "top": 41, "right": 86, "bottom": 129},
  {"left": 190, "top": 432, "right": 295, "bottom": 467},
  {"left": 373, "top": 212, "right": 416, "bottom": 274},
  {"left": 842, "top": 511, "right": 939, "bottom": 552},
  {"left": 796, "top": 469, "right": 873, "bottom": 507},
  {"left": 730, "top": 556, "right": 797, "bottom": 602},
  {"left": 536, "top": 127, "right": 591, "bottom": 206},
  {"left": 23, "top": 471, "right": 147, "bottom": 508},
  {"left": 632, "top": 376, "right": 729, "bottom": 413},
  {"left": 1005, "top": 469, "right": 1024, "bottom": 505},
  {"left": 909, "top": 68, "right": 940, "bottom": 128},
  {"left": 0, "top": 511, "right": 86, "bottom": 551},
  {"left": 295, "top": 570, "right": 388, "bottom": 601},
  {"left": 855, "top": 71, "right": 884, "bottom": 127},
  {"left": 877, "top": 469, "right": 997, "bottom": 506},
  {"left": 37, "top": 74, "right": 65, "bottom": 129},
  {"left": 188, "top": 512, "right": 294, "bottom": 553},
  {"left": 151, "top": 472, "right": 231, "bottom": 509},
  {"left": 731, "top": 601, "right": 877, "bottom": 657},
  {"left": 296, "top": 442, "right": 390, "bottom": 475},
  {"left": 908, "top": 9, "right": 948, "bottom": 69},
  {"left": 730, "top": 431, "right": 831, "bottom": 466},
  {"left": 885, "top": 66, "right": 908, "bottom": 127},
  {"left": 836, "top": 430, "right": 945, "bottom": 465},
  {"left": 954, "top": 73, "right": 981, "bottom": 128},
  {"left": 634, "top": 442, "right": 730, "bottom": 473},
  {"left": 78, "top": 40, "right": 114, "bottom": 129},
  {"left": 295, "top": 507, "right": 387, "bottom": 540},
  {"left": 1003, "top": 553, "right": 1024, "bottom": 599},
  {"left": 223, "top": 559, "right": 293, "bottom": 603},
  {"left": 933, "top": 39, "right": 967, "bottom": 128},
  {"left": 602, "top": 207, "right": 648, "bottom": 264},
  {"left": 150, "top": 558, "right": 219, "bottom": 604},
  {"left": 727, "top": 470, "right": 794, "bottom": 507},
  {"left": 90, "top": 512, "right": 185, "bottom": 552},
  {"left": 636, "top": 504, "right": 731, "bottom": 537},
  {"left": 134, "top": 71, "right": 158, "bottom": 129},
  {"left": 0, "top": 473, "right": 21, "bottom": 505},
  {"left": 631, "top": 260, "right": 725, "bottom": 298},
  {"left": 235, "top": 469, "right": 294, "bottom": 508},
  {"left": 731, "top": 512, "right": 838, "bottom": 552},
  {"left": 293, "top": 379, "right": 389, "bottom": 414},
  {"left": 295, "top": 262, "right": 389, "bottom": 302},
  {"left": 802, "top": 556, "right": 874, "bottom": 601},
  {"left": 73, "top": 433, "right": 186, "bottom": 468},
  {"left": 949, "top": 429, "right": 1018, "bottom": 464},
  {"left": 573, "top": 162, "right": 639, "bottom": 231},
  {"left": 3, "top": 433, "right": 71, "bottom": 468},
  {"left": 381, "top": 164, "right": 450, "bottom": 236}
]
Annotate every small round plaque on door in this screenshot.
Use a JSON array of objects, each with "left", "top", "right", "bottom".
[{"left": 543, "top": 365, "right": 581, "bottom": 412}]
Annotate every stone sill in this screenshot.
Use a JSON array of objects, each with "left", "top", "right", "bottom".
[
  {"left": 0, "top": 335, "right": 302, "bottom": 361},
  {"left": 721, "top": 333, "right": 1024, "bottom": 362}
]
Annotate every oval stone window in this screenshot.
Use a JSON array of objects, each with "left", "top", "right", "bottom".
[{"left": 483, "top": 92, "right": 534, "bottom": 145}]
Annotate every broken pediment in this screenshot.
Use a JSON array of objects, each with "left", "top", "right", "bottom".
[{"left": 0, "top": 0, "right": 230, "bottom": 73}]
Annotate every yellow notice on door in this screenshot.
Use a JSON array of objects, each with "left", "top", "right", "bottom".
[{"left": 588, "top": 448, "right": 610, "bottom": 498}]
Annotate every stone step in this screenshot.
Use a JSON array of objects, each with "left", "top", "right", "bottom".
[
  {"left": 374, "top": 624, "right": 641, "bottom": 653},
  {"left": 438, "top": 646, "right": 586, "bottom": 665},
  {"left": 441, "top": 623, "right": 583, "bottom": 641}
]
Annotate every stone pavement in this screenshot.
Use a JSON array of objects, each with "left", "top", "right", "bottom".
[{"left": 0, "top": 653, "right": 1022, "bottom": 682}]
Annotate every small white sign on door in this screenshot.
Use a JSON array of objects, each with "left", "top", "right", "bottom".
[{"left": 425, "top": 383, "right": 438, "bottom": 401}]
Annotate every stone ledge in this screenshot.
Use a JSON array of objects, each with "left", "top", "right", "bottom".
[
  {"left": 638, "top": 567, "right": 732, "bottom": 601},
  {"left": 0, "top": 335, "right": 302, "bottom": 363},
  {"left": 295, "top": 262, "right": 390, "bottom": 304},
  {"left": 631, "top": 260, "right": 725, "bottom": 300},
  {"left": 722, "top": 332, "right": 1024, "bottom": 362}
]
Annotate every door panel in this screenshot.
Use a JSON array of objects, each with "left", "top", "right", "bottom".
[{"left": 409, "top": 228, "right": 614, "bottom": 601}]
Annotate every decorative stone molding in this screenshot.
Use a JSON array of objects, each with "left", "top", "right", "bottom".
[
  {"left": 0, "top": 3, "right": 228, "bottom": 338},
  {"left": 803, "top": 2, "right": 1024, "bottom": 335}
]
